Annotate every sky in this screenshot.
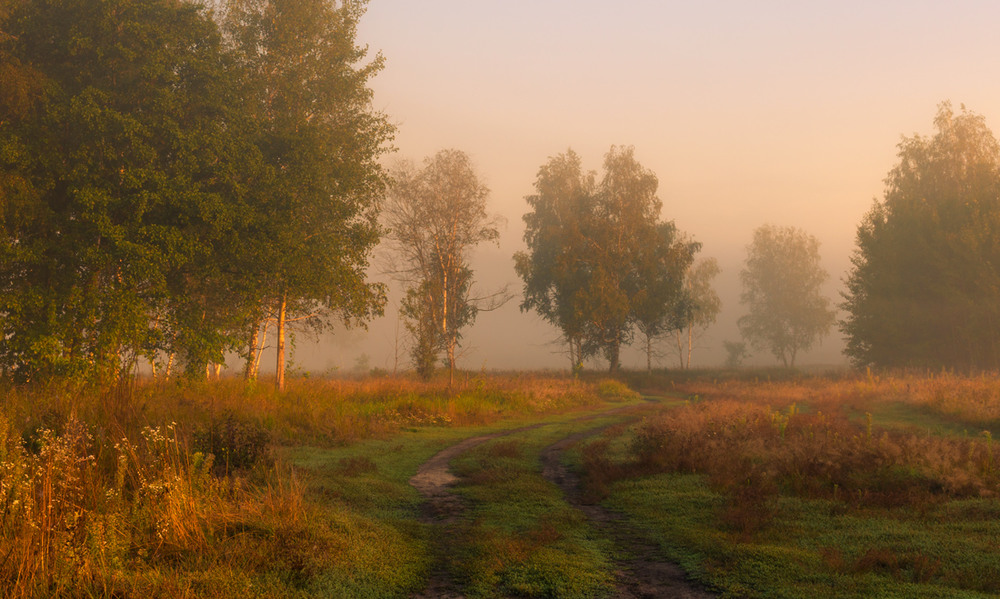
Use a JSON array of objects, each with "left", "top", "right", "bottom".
[{"left": 289, "top": 0, "right": 1000, "bottom": 374}]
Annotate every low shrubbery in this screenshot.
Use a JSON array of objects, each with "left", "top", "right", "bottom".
[
  {"left": 580, "top": 372, "right": 1000, "bottom": 597},
  {"left": 621, "top": 400, "right": 1000, "bottom": 526}
]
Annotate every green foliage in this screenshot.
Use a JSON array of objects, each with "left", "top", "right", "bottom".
[
  {"left": 843, "top": 102, "right": 1000, "bottom": 370},
  {"left": 516, "top": 147, "right": 698, "bottom": 373},
  {"left": 0, "top": 0, "right": 250, "bottom": 382},
  {"left": 595, "top": 378, "right": 640, "bottom": 402},
  {"left": 738, "top": 224, "right": 835, "bottom": 367},
  {"left": 192, "top": 413, "right": 271, "bottom": 475},
  {"left": 0, "top": 0, "right": 390, "bottom": 387},
  {"left": 221, "top": 0, "right": 391, "bottom": 387}
]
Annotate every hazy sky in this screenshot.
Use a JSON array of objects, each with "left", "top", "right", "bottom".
[{"left": 293, "top": 1, "right": 1000, "bottom": 373}]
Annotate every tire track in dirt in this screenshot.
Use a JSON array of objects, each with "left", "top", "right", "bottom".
[
  {"left": 540, "top": 421, "right": 716, "bottom": 599},
  {"left": 409, "top": 423, "right": 546, "bottom": 598},
  {"left": 409, "top": 400, "right": 713, "bottom": 598}
]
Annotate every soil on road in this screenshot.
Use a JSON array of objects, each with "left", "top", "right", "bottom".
[{"left": 408, "top": 403, "right": 716, "bottom": 598}]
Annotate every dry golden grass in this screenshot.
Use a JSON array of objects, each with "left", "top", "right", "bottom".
[
  {"left": 592, "top": 373, "right": 1000, "bottom": 537},
  {"left": 670, "top": 370, "right": 1000, "bottom": 428},
  {"left": 0, "top": 372, "right": 606, "bottom": 597}
]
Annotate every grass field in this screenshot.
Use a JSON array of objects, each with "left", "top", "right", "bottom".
[
  {"left": 579, "top": 371, "right": 1000, "bottom": 598},
  {"left": 3, "top": 370, "right": 1000, "bottom": 597}
]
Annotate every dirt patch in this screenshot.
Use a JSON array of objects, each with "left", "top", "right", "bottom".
[
  {"left": 540, "top": 423, "right": 717, "bottom": 599},
  {"left": 410, "top": 424, "right": 546, "bottom": 524}
]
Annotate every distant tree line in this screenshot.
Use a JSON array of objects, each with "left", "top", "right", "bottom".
[{"left": 0, "top": 0, "right": 391, "bottom": 388}]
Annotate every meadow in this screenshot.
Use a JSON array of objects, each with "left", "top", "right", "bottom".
[
  {"left": 578, "top": 371, "right": 1000, "bottom": 598},
  {"left": 3, "top": 370, "right": 1000, "bottom": 597},
  {"left": 0, "top": 374, "right": 625, "bottom": 598}
]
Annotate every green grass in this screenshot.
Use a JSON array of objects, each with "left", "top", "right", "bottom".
[
  {"left": 856, "top": 401, "right": 1000, "bottom": 439},
  {"left": 277, "top": 399, "right": 652, "bottom": 598},
  {"left": 447, "top": 415, "right": 637, "bottom": 598},
  {"left": 578, "top": 392, "right": 1000, "bottom": 599},
  {"left": 602, "top": 471, "right": 1000, "bottom": 598}
]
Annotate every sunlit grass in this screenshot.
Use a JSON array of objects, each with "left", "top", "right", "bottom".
[
  {"left": 0, "top": 373, "right": 610, "bottom": 598},
  {"left": 577, "top": 372, "right": 1000, "bottom": 598}
]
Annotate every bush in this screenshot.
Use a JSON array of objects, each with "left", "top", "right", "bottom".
[{"left": 595, "top": 379, "right": 640, "bottom": 402}]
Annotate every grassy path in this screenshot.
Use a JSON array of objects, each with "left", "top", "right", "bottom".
[
  {"left": 539, "top": 420, "right": 715, "bottom": 599},
  {"left": 406, "top": 397, "right": 714, "bottom": 598}
]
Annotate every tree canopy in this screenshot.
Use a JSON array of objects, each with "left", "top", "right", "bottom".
[
  {"left": 515, "top": 147, "right": 697, "bottom": 372},
  {"left": 842, "top": 102, "right": 1000, "bottom": 370},
  {"left": 383, "top": 149, "right": 504, "bottom": 382},
  {"left": 0, "top": 0, "right": 390, "bottom": 386},
  {"left": 221, "top": 0, "right": 391, "bottom": 389},
  {"left": 738, "top": 224, "right": 834, "bottom": 367}
]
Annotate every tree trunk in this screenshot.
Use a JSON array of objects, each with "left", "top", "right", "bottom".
[
  {"left": 275, "top": 293, "right": 287, "bottom": 391},
  {"left": 646, "top": 334, "right": 653, "bottom": 373},
  {"left": 686, "top": 324, "right": 694, "bottom": 369},
  {"left": 608, "top": 340, "right": 620, "bottom": 374},
  {"left": 244, "top": 323, "right": 260, "bottom": 380},
  {"left": 676, "top": 330, "right": 685, "bottom": 369},
  {"left": 447, "top": 335, "right": 456, "bottom": 387}
]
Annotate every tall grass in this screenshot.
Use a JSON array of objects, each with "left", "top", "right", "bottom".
[{"left": 0, "top": 373, "right": 607, "bottom": 597}]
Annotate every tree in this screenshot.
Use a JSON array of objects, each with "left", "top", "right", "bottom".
[
  {"left": 516, "top": 146, "right": 694, "bottom": 373},
  {"left": 723, "top": 340, "right": 749, "bottom": 369},
  {"left": 631, "top": 226, "right": 698, "bottom": 372},
  {"left": 0, "top": 0, "right": 251, "bottom": 383},
  {"left": 384, "top": 149, "right": 505, "bottom": 383},
  {"left": 671, "top": 257, "right": 721, "bottom": 369},
  {"left": 221, "top": 0, "right": 391, "bottom": 389},
  {"left": 738, "top": 224, "right": 835, "bottom": 367},
  {"left": 842, "top": 102, "right": 1000, "bottom": 370},
  {"left": 514, "top": 150, "right": 595, "bottom": 372}
]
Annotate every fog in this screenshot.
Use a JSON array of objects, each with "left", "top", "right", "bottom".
[{"left": 269, "top": 0, "right": 1000, "bottom": 374}]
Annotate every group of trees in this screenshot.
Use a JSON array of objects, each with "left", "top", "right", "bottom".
[
  {"left": 0, "top": 0, "right": 391, "bottom": 388},
  {"left": 376, "top": 102, "right": 1000, "bottom": 375},
  {"left": 737, "top": 102, "right": 1000, "bottom": 373},
  {"left": 515, "top": 147, "right": 720, "bottom": 373},
  {"left": 842, "top": 103, "right": 1000, "bottom": 370},
  {"left": 1, "top": 0, "right": 993, "bottom": 382}
]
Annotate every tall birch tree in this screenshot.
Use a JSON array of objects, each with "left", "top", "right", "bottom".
[
  {"left": 384, "top": 149, "right": 505, "bottom": 383},
  {"left": 221, "top": 0, "right": 391, "bottom": 389}
]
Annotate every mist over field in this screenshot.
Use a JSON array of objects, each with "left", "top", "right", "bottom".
[{"left": 278, "top": 1, "right": 1000, "bottom": 375}]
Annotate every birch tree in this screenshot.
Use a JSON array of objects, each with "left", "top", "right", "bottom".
[
  {"left": 671, "top": 257, "right": 721, "bottom": 369},
  {"left": 222, "top": 0, "right": 391, "bottom": 389},
  {"left": 514, "top": 150, "right": 595, "bottom": 372},
  {"left": 384, "top": 149, "right": 505, "bottom": 383},
  {"left": 739, "top": 225, "right": 834, "bottom": 367}
]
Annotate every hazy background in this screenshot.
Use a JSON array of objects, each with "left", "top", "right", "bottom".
[{"left": 278, "top": 0, "right": 1000, "bottom": 374}]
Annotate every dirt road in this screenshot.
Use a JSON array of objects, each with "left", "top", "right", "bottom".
[
  {"left": 540, "top": 424, "right": 715, "bottom": 599},
  {"left": 408, "top": 404, "right": 715, "bottom": 598}
]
